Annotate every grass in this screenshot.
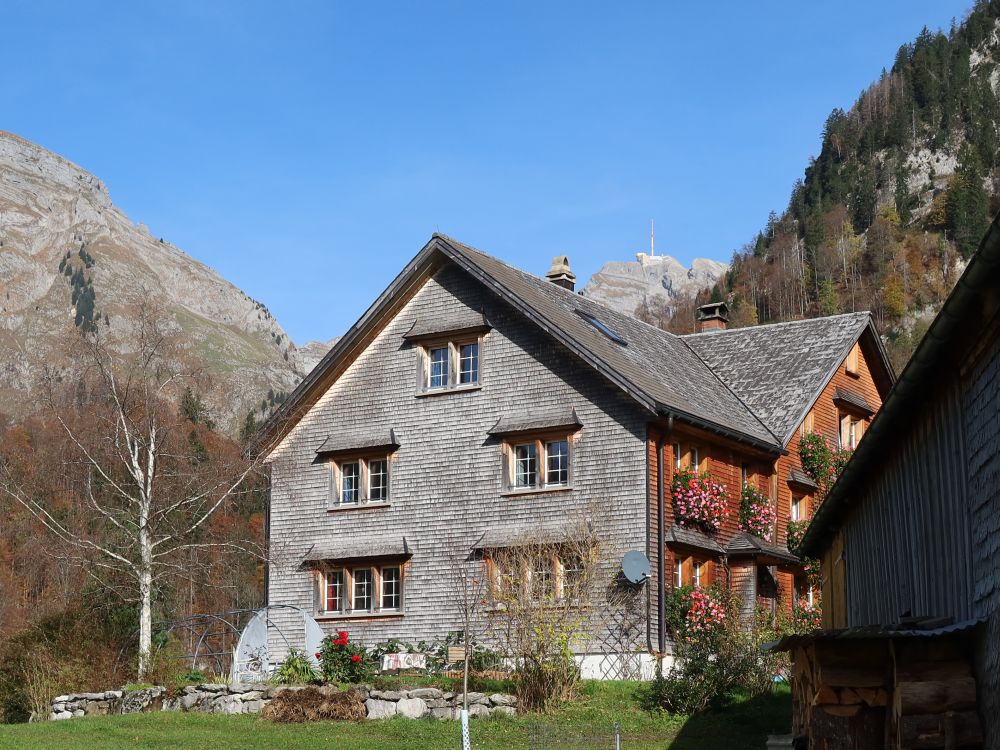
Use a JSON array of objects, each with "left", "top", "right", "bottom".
[{"left": 0, "top": 681, "right": 790, "bottom": 750}]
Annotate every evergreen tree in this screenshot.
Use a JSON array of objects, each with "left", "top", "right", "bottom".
[{"left": 947, "top": 144, "right": 990, "bottom": 258}]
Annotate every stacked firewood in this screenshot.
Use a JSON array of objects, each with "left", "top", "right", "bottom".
[
  {"left": 891, "top": 640, "right": 982, "bottom": 749},
  {"left": 789, "top": 635, "right": 982, "bottom": 749}
]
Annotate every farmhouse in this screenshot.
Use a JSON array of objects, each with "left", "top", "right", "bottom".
[
  {"left": 257, "top": 234, "right": 893, "bottom": 675},
  {"left": 781, "top": 216, "right": 1000, "bottom": 749}
]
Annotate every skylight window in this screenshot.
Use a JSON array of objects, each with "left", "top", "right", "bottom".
[{"left": 576, "top": 310, "right": 627, "bottom": 346}]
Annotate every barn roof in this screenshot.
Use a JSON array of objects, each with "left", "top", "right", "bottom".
[
  {"left": 256, "top": 234, "right": 892, "bottom": 457},
  {"left": 801, "top": 213, "right": 1000, "bottom": 557}
]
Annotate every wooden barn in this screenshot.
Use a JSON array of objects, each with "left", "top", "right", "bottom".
[{"left": 784, "top": 213, "right": 1000, "bottom": 749}]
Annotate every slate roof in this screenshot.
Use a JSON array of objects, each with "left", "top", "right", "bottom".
[
  {"left": 437, "top": 235, "right": 779, "bottom": 448},
  {"left": 259, "top": 233, "right": 889, "bottom": 456},
  {"left": 683, "top": 313, "right": 872, "bottom": 445}
]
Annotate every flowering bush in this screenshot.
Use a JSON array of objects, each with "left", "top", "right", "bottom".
[
  {"left": 799, "top": 433, "right": 852, "bottom": 493},
  {"left": 738, "top": 485, "right": 776, "bottom": 540},
  {"left": 671, "top": 469, "right": 729, "bottom": 533},
  {"left": 802, "top": 557, "right": 823, "bottom": 589},
  {"left": 683, "top": 589, "right": 726, "bottom": 645},
  {"left": 791, "top": 598, "right": 822, "bottom": 633},
  {"left": 318, "top": 630, "right": 374, "bottom": 684},
  {"left": 786, "top": 519, "right": 809, "bottom": 555}
]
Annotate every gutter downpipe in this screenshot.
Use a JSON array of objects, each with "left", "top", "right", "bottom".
[{"left": 657, "top": 414, "right": 673, "bottom": 659}]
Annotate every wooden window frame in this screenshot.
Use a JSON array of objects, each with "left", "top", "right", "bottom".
[
  {"left": 502, "top": 432, "right": 575, "bottom": 495},
  {"left": 488, "top": 551, "right": 580, "bottom": 605},
  {"left": 417, "top": 335, "right": 485, "bottom": 395},
  {"left": 329, "top": 455, "right": 392, "bottom": 509},
  {"left": 845, "top": 343, "right": 860, "bottom": 377},
  {"left": 318, "top": 562, "right": 406, "bottom": 618}
]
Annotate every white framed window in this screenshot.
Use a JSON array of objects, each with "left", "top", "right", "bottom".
[
  {"left": 791, "top": 493, "right": 806, "bottom": 522},
  {"left": 693, "top": 560, "right": 703, "bottom": 588},
  {"left": 428, "top": 346, "right": 449, "bottom": 389},
  {"left": 331, "top": 456, "right": 391, "bottom": 507},
  {"left": 458, "top": 342, "right": 479, "bottom": 384},
  {"left": 381, "top": 566, "right": 401, "bottom": 610},
  {"left": 491, "top": 552, "right": 582, "bottom": 603},
  {"left": 420, "top": 337, "right": 483, "bottom": 392},
  {"left": 546, "top": 440, "right": 569, "bottom": 485},
  {"left": 506, "top": 436, "right": 573, "bottom": 491},
  {"left": 324, "top": 570, "right": 346, "bottom": 613},
  {"left": 530, "top": 556, "right": 553, "bottom": 602},
  {"left": 674, "top": 558, "right": 683, "bottom": 587},
  {"left": 839, "top": 413, "right": 864, "bottom": 450},
  {"left": 673, "top": 443, "right": 682, "bottom": 471},
  {"left": 320, "top": 564, "right": 405, "bottom": 616}
]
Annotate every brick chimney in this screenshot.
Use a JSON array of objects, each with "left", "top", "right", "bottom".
[
  {"left": 546, "top": 255, "right": 576, "bottom": 291},
  {"left": 696, "top": 301, "right": 729, "bottom": 333}
]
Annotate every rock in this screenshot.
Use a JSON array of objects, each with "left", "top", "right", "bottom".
[
  {"left": 489, "top": 693, "right": 517, "bottom": 706},
  {"left": 77, "top": 692, "right": 107, "bottom": 701},
  {"left": 199, "top": 683, "right": 226, "bottom": 693},
  {"left": 104, "top": 691, "right": 123, "bottom": 700},
  {"left": 243, "top": 700, "right": 263, "bottom": 714},
  {"left": 371, "top": 689, "right": 406, "bottom": 701},
  {"left": 72, "top": 710, "right": 85, "bottom": 717},
  {"left": 468, "top": 703, "right": 491, "bottom": 719},
  {"left": 365, "top": 698, "right": 397, "bottom": 720},
  {"left": 408, "top": 688, "right": 443, "bottom": 700},
  {"left": 442, "top": 692, "right": 455, "bottom": 701},
  {"left": 85, "top": 701, "right": 111, "bottom": 716},
  {"left": 53, "top": 695, "right": 70, "bottom": 703},
  {"left": 227, "top": 683, "right": 250, "bottom": 694},
  {"left": 395, "top": 697, "right": 428, "bottom": 719},
  {"left": 431, "top": 707, "right": 456, "bottom": 720},
  {"left": 183, "top": 686, "right": 199, "bottom": 695},
  {"left": 241, "top": 691, "right": 262, "bottom": 702},
  {"left": 456, "top": 692, "right": 489, "bottom": 705},
  {"left": 180, "top": 693, "right": 201, "bottom": 710},
  {"left": 52, "top": 703, "right": 65, "bottom": 713},
  {"left": 491, "top": 705, "right": 516, "bottom": 717},
  {"left": 424, "top": 698, "right": 448, "bottom": 708},
  {"left": 53, "top": 711, "right": 72, "bottom": 720}
]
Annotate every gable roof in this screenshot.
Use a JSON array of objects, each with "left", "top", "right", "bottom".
[
  {"left": 800, "top": 213, "right": 1000, "bottom": 558},
  {"left": 684, "top": 312, "right": 888, "bottom": 446},
  {"left": 256, "top": 233, "right": 890, "bottom": 457}
]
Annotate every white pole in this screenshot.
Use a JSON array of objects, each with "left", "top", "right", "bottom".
[{"left": 460, "top": 708, "right": 471, "bottom": 750}]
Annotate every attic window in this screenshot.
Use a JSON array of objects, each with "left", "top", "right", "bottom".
[{"left": 576, "top": 311, "right": 626, "bottom": 346}]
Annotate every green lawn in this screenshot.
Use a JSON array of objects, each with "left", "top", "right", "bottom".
[{"left": 0, "top": 682, "right": 790, "bottom": 750}]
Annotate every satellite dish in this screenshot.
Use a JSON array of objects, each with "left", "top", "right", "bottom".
[{"left": 622, "top": 551, "right": 651, "bottom": 584}]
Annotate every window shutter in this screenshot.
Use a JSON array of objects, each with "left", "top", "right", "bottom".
[{"left": 313, "top": 572, "right": 322, "bottom": 614}]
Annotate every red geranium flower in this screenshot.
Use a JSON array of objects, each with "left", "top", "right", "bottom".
[
  {"left": 351, "top": 654, "right": 361, "bottom": 663},
  {"left": 315, "top": 652, "right": 322, "bottom": 659},
  {"left": 338, "top": 630, "right": 348, "bottom": 641}
]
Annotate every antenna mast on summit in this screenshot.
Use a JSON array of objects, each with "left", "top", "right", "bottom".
[{"left": 650, "top": 219, "right": 655, "bottom": 256}]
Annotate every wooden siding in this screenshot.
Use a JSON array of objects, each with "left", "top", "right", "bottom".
[
  {"left": 266, "top": 263, "right": 649, "bottom": 656},
  {"left": 964, "top": 312, "right": 1000, "bottom": 742}
]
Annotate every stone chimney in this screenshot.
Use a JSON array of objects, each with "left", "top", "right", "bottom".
[
  {"left": 696, "top": 301, "right": 729, "bottom": 333},
  {"left": 546, "top": 255, "right": 576, "bottom": 291}
]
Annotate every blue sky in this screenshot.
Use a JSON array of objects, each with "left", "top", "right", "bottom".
[{"left": 5, "top": 1, "right": 972, "bottom": 344}]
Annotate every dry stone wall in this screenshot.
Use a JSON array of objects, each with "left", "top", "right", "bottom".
[{"left": 49, "top": 684, "right": 517, "bottom": 721}]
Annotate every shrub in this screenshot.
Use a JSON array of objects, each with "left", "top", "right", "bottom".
[
  {"left": 791, "top": 598, "right": 823, "bottom": 633},
  {"left": 318, "top": 632, "right": 374, "bottom": 684},
  {"left": 273, "top": 649, "right": 319, "bottom": 685},
  {"left": 671, "top": 468, "right": 729, "bottom": 533},
  {"left": 738, "top": 485, "right": 776, "bottom": 540}
]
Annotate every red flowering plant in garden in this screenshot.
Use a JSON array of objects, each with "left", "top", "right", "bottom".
[
  {"left": 682, "top": 588, "right": 726, "bottom": 645},
  {"left": 318, "top": 630, "right": 375, "bottom": 683},
  {"left": 738, "top": 485, "right": 776, "bottom": 541},
  {"left": 671, "top": 468, "right": 729, "bottom": 534}
]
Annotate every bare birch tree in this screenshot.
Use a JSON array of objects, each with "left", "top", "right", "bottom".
[{"left": 0, "top": 310, "right": 263, "bottom": 678}]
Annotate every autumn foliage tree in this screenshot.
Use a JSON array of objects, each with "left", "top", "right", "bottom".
[{"left": 0, "top": 309, "right": 264, "bottom": 679}]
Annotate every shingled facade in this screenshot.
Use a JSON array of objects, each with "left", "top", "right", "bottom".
[{"left": 259, "top": 234, "right": 893, "bottom": 673}]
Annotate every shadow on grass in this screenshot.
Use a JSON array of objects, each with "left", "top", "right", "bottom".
[{"left": 665, "top": 687, "right": 791, "bottom": 750}]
